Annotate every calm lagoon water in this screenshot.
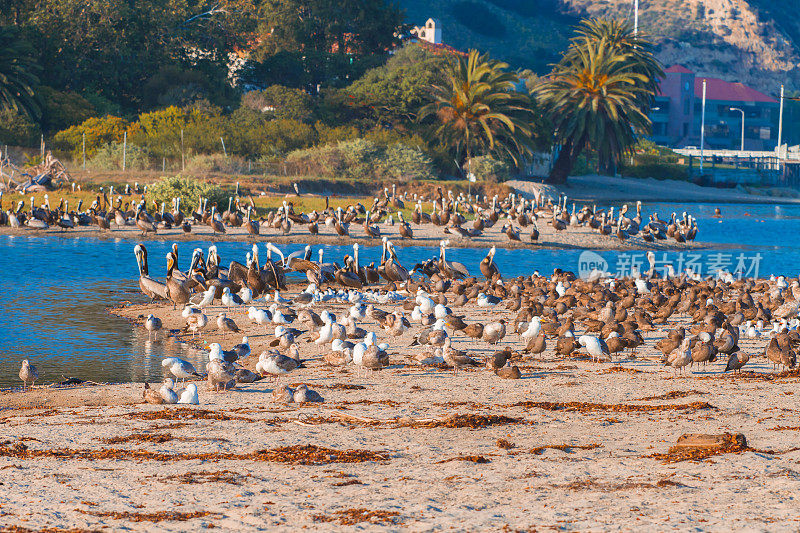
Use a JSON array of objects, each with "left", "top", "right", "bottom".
[{"left": 0, "top": 201, "right": 797, "bottom": 387}]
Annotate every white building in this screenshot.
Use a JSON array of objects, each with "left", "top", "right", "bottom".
[{"left": 411, "top": 18, "right": 442, "bottom": 44}]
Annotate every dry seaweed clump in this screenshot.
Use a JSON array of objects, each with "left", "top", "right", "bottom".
[
  {"left": 0, "top": 442, "right": 391, "bottom": 465},
  {"left": 529, "top": 443, "right": 601, "bottom": 455},
  {"left": 602, "top": 366, "right": 643, "bottom": 374},
  {"left": 509, "top": 400, "right": 714, "bottom": 413},
  {"left": 436, "top": 455, "right": 492, "bottom": 464},
  {"left": 250, "top": 445, "right": 391, "bottom": 465},
  {"left": 312, "top": 508, "right": 400, "bottom": 526},
  {"left": 162, "top": 470, "right": 246, "bottom": 485},
  {"left": 76, "top": 509, "right": 220, "bottom": 522},
  {"left": 633, "top": 390, "right": 707, "bottom": 401},
  {"left": 125, "top": 408, "right": 246, "bottom": 422},
  {"left": 496, "top": 438, "right": 515, "bottom": 449},
  {"left": 400, "top": 414, "right": 521, "bottom": 429},
  {"left": 102, "top": 433, "right": 174, "bottom": 444}
]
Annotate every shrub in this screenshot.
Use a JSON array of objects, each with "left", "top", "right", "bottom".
[
  {"left": 380, "top": 143, "right": 435, "bottom": 181},
  {"left": 145, "top": 176, "right": 227, "bottom": 212},
  {"left": 241, "top": 85, "right": 315, "bottom": 122},
  {"left": 470, "top": 155, "right": 510, "bottom": 182},
  {"left": 90, "top": 142, "right": 150, "bottom": 171},
  {"left": 132, "top": 106, "right": 206, "bottom": 159},
  {"left": 315, "top": 121, "right": 361, "bottom": 145},
  {"left": 285, "top": 144, "right": 345, "bottom": 177},
  {"left": 52, "top": 115, "right": 130, "bottom": 159},
  {"left": 285, "top": 139, "right": 437, "bottom": 180},
  {"left": 0, "top": 108, "right": 40, "bottom": 146},
  {"left": 184, "top": 153, "right": 251, "bottom": 174},
  {"left": 337, "top": 138, "right": 381, "bottom": 179}
]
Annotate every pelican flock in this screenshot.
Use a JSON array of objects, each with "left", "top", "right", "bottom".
[{"left": 1, "top": 186, "right": 701, "bottom": 248}]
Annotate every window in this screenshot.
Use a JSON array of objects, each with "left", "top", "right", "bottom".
[{"left": 683, "top": 123, "right": 689, "bottom": 136}]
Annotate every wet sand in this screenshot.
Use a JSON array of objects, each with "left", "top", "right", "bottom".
[
  {"left": 0, "top": 214, "right": 703, "bottom": 251},
  {"left": 0, "top": 286, "right": 795, "bottom": 531}
]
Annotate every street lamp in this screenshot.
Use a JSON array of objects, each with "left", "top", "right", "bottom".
[{"left": 730, "top": 107, "right": 745, "bottom": 151}]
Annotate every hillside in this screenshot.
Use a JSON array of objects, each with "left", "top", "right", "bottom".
[{"left": 400, "top": 0, "right": 800, "bottom": 95}]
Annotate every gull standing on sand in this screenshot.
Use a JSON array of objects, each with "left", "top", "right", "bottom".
[
  {"left": 217, "top": 313, "right": 240, "bottom": 337},
  {"left": 186, "top": 312, "right": 207, "bottom": 338},
  {"left": 579, "top": 335, "right": 611, "bottom": 363},
  {"left": 19, "top": 360, "right": 38, "bottom": 391},
  {"left": 161, "top": 358, "right": 200, "bottom": 386}
]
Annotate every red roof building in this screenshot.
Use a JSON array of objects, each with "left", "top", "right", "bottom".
[{"left": 650, "top": 65, "right": 780, "bottom": 150}]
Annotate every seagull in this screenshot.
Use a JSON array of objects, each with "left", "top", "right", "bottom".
[
  {"left": 248, "top": 306, "right": 272, "bottom": 331},
  {"left": 19, "top": 360, "right": 38, "bottom": 391},
  {"left": 160, "top": 379, "right": 179, "bottom": 404},
  {"left": 191, "top": 286, "right": 216, "bottom": 308},
  {"left": 178, "top": 383, "right": 199, "bottom": 404},
  {"left": 161, "top": 358, "right": 200, "bottom": 386},
  {"left": 216, "top": 313, "right": 239, "bottom": 338},
  {"left": 477, "top": 293, "right": 501, "bottom": 307},
  {"left": 144, "top": 314, "right": 162, "bottom": 339},
  {"left": 232, "top": 337, "right": 251, "bottom": 359},
  {"left": 578, "top": 335, "right": 611, "bottom": 363},
  {"left": 206, "top": 359, "right": 236, "bottom": 391},
  {"left": 186, "top": 312, "right": 207, "bottom": 338},
  {"left": 208, "top": 343, "right": 239, "bottom": 363},
  {"left": 256, "top": 351, "right": 299, "bottom": 380}
]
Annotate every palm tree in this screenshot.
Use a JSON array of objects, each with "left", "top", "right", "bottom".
[
  {"left": 0, "top": 26, "right": 40, "bottom": 119},
  {"left": 419, "top": 49, "right": 537, "bottom": 171},
  {"left": 566, "top": 19, "right": 664, "bottom": 113},
  {"left": 536, "top": 20, "right": 659, "bottom": 184}
]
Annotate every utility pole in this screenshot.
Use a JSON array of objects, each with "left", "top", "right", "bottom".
[
  {"left": 634, "top": 0, "right": 639, "bottom": 35},
  {"left": 730, "top": 107, "right": 745, "bottom": 151},
  {"left": 122, "top": 131, "right": 127, "bottom": 171},
  {"left": 700, "top": 79, "right": 707, "bottom": 174},
  {"left": 777, "top": 84, "right": 785, "bottom": 163}
]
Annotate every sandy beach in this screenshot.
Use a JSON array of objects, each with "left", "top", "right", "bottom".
[{"left": 1, "top": 281, "right": 797, "bottom": 531}]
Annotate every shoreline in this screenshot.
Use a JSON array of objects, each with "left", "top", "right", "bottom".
[{"left": 509, "top": 174, "right": 800, "bottom": 205}]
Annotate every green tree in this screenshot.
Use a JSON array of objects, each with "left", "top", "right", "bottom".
[
  {"left": 241, "top": 85, "right": 315, "bottom": 122},
  {"left": 17, "top": 0, "right": 254, "bottom": 112},
  {"left": 536, "top": 19, "right": 658, "bottom": 184},
  {"left": 256, "top": 0, "right": 404, "bottom": 57},
  {"left": 419, "top": 49, "right": 538, "bottom": 170},
  {"left": 345, "top": 44, "right": 449, "bottom": 128},
  {"left": 0, "top": 25, "right": 40, "bottom": 119}
]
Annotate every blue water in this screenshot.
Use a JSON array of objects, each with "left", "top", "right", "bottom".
[{"left": 0, "top": 201, "right": 797, "bottom": 387}]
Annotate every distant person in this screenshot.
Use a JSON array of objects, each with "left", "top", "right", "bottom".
[{"left": 713, "top": 207, "right": 722, "bottom": 218}]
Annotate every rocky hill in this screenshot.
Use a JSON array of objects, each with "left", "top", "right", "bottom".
[{"left": 400, "top": 0, "right": 800, "bottom": 96}]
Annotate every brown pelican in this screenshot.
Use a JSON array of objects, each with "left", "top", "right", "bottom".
[
  {"left": 384, "top": 241, "right": 409, "bottom": 282},
  {"left": 479, "top": 246, "right": 499, "bottom": 279},
  {"left": 165, "top": 253, "right": 191, "bottom": 309},
  {"left": 438, "top": 240, "right": 469, "bottom": 279},
  {"left": 398, "top": 212, "right": 413, "bottom": 239},
  {"left": 134, "top": 244, "right": 166, "bottom": 300}
]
